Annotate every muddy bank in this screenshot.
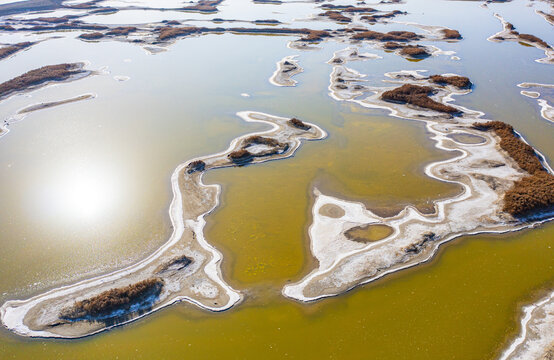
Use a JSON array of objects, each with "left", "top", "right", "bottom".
[
  {"left": 488, "top": 13, "right": 553, "bottom": 64},
  {"left": 0, "top": 63, "right": 91, "bottom": 100},
  {"left": 0, "top": 111, "right": 325, "bottom": 338},
  {"left": 269, "top": 55, "right": 303, "bottom": 87},
  {"left": 283, "top": 68, "right": 553, "bottom": 307}
]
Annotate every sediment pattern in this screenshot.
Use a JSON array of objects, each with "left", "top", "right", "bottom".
[
  {"left": 0, "top": 111, "right": 325, "bottom": 338},
  {"left": 283, "top": 53, "right": 554, "bottom": 304}
]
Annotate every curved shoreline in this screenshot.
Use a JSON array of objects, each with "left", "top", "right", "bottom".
[
  {"left": 499, "top": 290, "right": 554, "bottom": 360},
  {"left": 517, "top": 82, "right": 554, "bottom": 124},
  {"left": 0, "top": 110, "right": 326, "bottom": 338},
  {"left": 269, "top": 55, "right": 303, "bottom": 87},
  {"left": 283, "top": 64, "right": 554, "bottom": 304}
]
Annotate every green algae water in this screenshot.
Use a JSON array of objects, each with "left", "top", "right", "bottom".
[{"left": 0, "top": 0, "right": 553, "bottom": 357}]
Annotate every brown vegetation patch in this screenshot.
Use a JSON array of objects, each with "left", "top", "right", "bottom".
[
  {"left": 381, "top": 84, "right": 460, "bottom": 114},
  {"left": 186, "top": 160, "right": 206, "bottom": 174},
  {"left": 106, "top": 26, "right": 136, "bottom": 36},
  {"left": 0, "top": 42, "right": 32, "bottom": 60},
  {"left": 472, "top": 121, "right": 554, "bottom": 217},
  {"left": 383, "top": 41, "right": 402, "bottom": 49},
  {"left": 60, "top": 278, "right": 163, "bottom": 320},
  {"left": 183, "top": 0, "right": 223, "bottom": 12},
  {"left": 321, "top": 10, "right": 351, "bottom": 22},
  {"left": 360, "top": 10, "right": 405, "bottom": 22},
  {"left": 517, "top": 33, "right": 551, "bottom": 49},
  {"left": 288, "top": 117, "right": 311, "bottom": 130},
  {"left": 243, "top": 135, "right": 281, "bottom": 147},
  {"left": 352, "top": 30, "right": 418, "bottom": 41},
  {"left": 158, "top": 26, "right": 205, "bottom": 41},
  {"left": 429, "top": 75, "right": 472, "bottom": 89},
  {"left": 228, "top": 149, "right": 253, "bottom": 164},
  {"left": 400, "top": 45, "right": 430, "bottom": 58},
  {"left": 0, "top": 63, "right": 85, "bottom": 99},
  {"left": 441, "top": 29, "right": 462, "bottom": 39},
  {"left": 79, "top": 32, "right": 104, "bottom": 40}
]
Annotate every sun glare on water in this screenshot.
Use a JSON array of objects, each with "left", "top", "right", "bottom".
[{"left": 37, "top": 163, "right": 121, "bottom": 223}]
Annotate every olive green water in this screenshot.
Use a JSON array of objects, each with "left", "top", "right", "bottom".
[{"left": 0, "top": 0, "right": 553, "bottom": 358}]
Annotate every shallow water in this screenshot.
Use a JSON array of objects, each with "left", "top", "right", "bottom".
[{"left": 0, "top": 0, "right": 553, "bottom": 358}]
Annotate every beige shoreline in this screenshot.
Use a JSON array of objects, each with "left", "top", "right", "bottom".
[
  {"left": 488, "top": 13, "right": 554, "bottom": 64},
  {"left": 0, "top": 110, "right": 326, "bottom": 339},
  {"left": 269, "top": 55, "right": 303, "bottom": 87},
  {"left": 283, "top": 53, "right": 554, "bottom": 308},
  {"left": 517, "top": 82, "right": 554, "bottom": 124}
]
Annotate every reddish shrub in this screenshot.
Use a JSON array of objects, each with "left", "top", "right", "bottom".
[
  {"left": 381, "top": 84, "right": 459, "bottom": 113},
  {"left": 430, "top": 75, "right": 472, "bottom": 89}
]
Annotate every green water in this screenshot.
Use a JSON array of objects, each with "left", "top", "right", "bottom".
[{"left": 0, "top": 0, "right": 553, "bottom": 358}]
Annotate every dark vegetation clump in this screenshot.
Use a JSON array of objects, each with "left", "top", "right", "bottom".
[
  {"left": 186, "top": 160, "right": 206, "bottom": 174},
  {"left": 0, "top": 25, "right": 15, "bottom": 31},
  {"left": 383, "top": 41, "right": 402, "bottom": 49},
  {"left": 302, "top": 29, "right": 331, "bottom": 41},
  {"left": 0, "top": 42, "right": 33, "bottom": 60},
  {"left": 472, "top": 121, "right": 546, "bottom": 175},
  {"left": 517, "top": 33, "right": 551, "bottom": 49},
  {"left": 61, "top": 278, "right": 163, "bottom": 320},
  {"left": 228, "top": 149, "right": 253, "bottom": 164},
  {"left": 182, "top": 0, "right": 223, "bottom": 12},
  {"left": 243, "top": 135, "right": 280, "bottom": 147},
  {"left": 441, "top": 29, "right": 462, "bottom": 39},
  {"left": 321, "top": 11, "right": 351, "bottom": 22},
  {"left": 79, "top": 31, "right": 104, "bottom": 40},
  {"left": 0, "top": 63, "right": 84, "bottom": 98},
  {"left": 106, "top": 26, "right": 136, "bottom": 36},
  {"left": 158, "top": 26, "right": 204, "bottom": 41},
  {"left": 34, "top": 16, "right": 71, "bottom": 23},
  {"left": 352, "top": 30, "right": 418, "bottom": 41},
  {"left": 429, "top": 75, "right": 472, "bottom": 89},
  {"left": 360, "top": 10, "right": 405, "bottom": 22},
  {"left": 288, "top": 117, "right": 311, "bottom": 130},
  {"left": 400, "top": 45, "right": 430, "bottom": 58},
  {"left": 472, "top": 121, "right": 554, "bottom": 217},
  {"left": 381, "top": 84, "right": 460, "bottom": 114}
]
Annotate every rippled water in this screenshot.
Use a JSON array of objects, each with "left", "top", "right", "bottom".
[{"left": 0, "top": 0, "right": 552, "bottom": 358}]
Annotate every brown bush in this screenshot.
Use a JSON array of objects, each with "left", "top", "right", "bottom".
[
  {"left": 288, "top": 118, "right": 311, "bottom": 130},
  {"left": 472, "top": 121, "right": 546, "bottom": 175},
  {"left": 518, "top": 33, "right": 550, "bottom": 48},
  {"left": 381, "top": 84, "right": 460, "bottom": 114},
  {"left": 441, "top": 29, "right": 462, "bottom": 39},
  {"left": 430, "top": 75, "right": 472, "bottom": 89},
  {"left": 182, "top": 0, "right": 223, "bottom": 12},
  {"left": 158, "top": 26, "right": 204, "bottom": 41},
  {"left": 472, "top": 121, "right": 553, "bottom": 217},
  {"left": 79, "top": 32, "right": 104, "bottom": 40},
  {"left": 0, "top": 42, "right": 33, "bottom": 60},
  {"left": 361, "top": 10, "right": 405, "bottom": 22},
  {"left": 302, "top": 30, "right": 330, "bottom": 41},
  {"left": 61, "top": 278, "right": 163, "bottom": 320},
  {"left": 400, "top": 46, "right": 429, "bottom": 57},
  {"left": 0, "top": 63, "right": 84, "bottom": 99},
  {"left": 383, "top": 42, "right": 402, "bottom": 49},
  {"left": 186, "top": 160, "right": 206, "bottom": 174},
  {"left": 106, "top": 26, "right": 136, "bottom": 36},
  {"left": 503, "top": 173, "right": 554, "bottom": 217},
  {"left": 321, "top": 11, "right": 351, "bottom": 22},
  {"left": 228, "top": 149, "right": 253, "bottom": 164},
  {"left": 0, "top": 25, "right": 15, "bottom": 31},
  {"left": 352, "top": 30, "right": 418, "bottom": 41},
  {"left": 244, "top": 135, "right": 280, "bottom": 147}
]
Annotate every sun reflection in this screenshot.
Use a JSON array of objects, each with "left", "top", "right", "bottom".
[{"left": 38, "top": 163, "right": 120, "bottom": 222}]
